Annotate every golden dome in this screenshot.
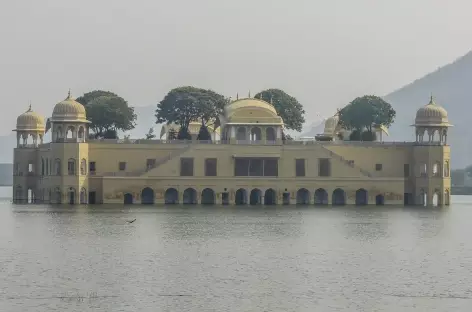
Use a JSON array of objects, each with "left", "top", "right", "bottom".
[
  {"left": 323, "top": 115, "right": 339, "bottom": 134},
  {"left": 414, "top": 96, "right": 450, "bottom": 126},
  {"left": 15, "top": 105, "right": 45, "bottom": 131},
  {"left": 51, "top": 91, "right": 87, "bottom": 122},
  {"left": 225, "top": 98, "right": 278, "bottom": 117}
]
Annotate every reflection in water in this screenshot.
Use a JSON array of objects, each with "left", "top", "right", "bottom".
[{"left": 1, "top": 198, "right": 472, "bottom": 311}]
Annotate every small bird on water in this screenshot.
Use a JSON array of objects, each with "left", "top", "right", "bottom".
[{"left": 126, "top": 219, "right": 136, "bottom": 224}]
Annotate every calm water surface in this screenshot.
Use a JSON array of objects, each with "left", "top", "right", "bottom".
[{"left": 1, "top": 187, "right": 472, "bottom": 311}]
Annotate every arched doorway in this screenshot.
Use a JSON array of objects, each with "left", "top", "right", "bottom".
[
  {"left": 55, "top": 188, "right": 62, "bottom": 204},
  {"left": 375, "top": 194, "right": 385, "bottom": 206},
  {"left": 419, "top": 189, "right": 427, "bottom": 206},
  {"left": 332, "top": 188, "right": 345, "bottom": 206},
  {"left": 432, "top": 190, "right": 441, "bottom": 207},
  {"left": 141, "top": 187, "right": 154, "bottom": 205},
  {"left": 250, "top": 189, "right": 262, "bottom": 205},
  {"left": 264, "top": 189, "right": 276, "bottom": 205},
  {"left": 201, "top": 188, "right": 215, "bottom": 205},
  {"left": 235, "top": 189, "right": 247, "bottom": 205},
  {"left": 314, "top": 188, "right": 328, "bottom": 205},
  {"left": 80, "top": 188, "right": 87, "bottom": 204},
  {"left": 183, "top": 188, "right": 197, "bottom": 204},
  {"left": 165, "top": 188, "right": 179, "bottom": 204},
  {"left": 68, "top": 188, "right": 75, "bottom": 205},
  {"left": 355, "top": 189, "right": 368, "bottom": 205},
  {"left": 124, "top": 193, "right": 133, "bottom": 204},
  {"left": 445, "top": 189, "right": 450, "bottom": 206},
  {"left": 15, "top": 186, "right": 23, "bottom": 204},
  {"left": 296, "top": 188, "right": 310, "bottom": 205},
  {"left": 282, "top": 192, "right": 290, "bottom": 205}
]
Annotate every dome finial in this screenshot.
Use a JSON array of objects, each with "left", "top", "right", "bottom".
[
  {"left": 248, "top": 90, "right": 251, "bottom": 98},
  {"left": 429, "top": 93, "right": 435, "bottom": 105},
  {"left": 27, "top": 101, "right": 32, "bottom": 112},
  {"left": 67, "top": 89, "right": 71, "bottom": 99},
  {"left": 236, "top": 93, "right": 239, "bottom": 100}
]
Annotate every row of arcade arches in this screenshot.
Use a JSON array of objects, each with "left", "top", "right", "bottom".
[{"left": 126, "top": 187, "right": 386, "bottom": 206}]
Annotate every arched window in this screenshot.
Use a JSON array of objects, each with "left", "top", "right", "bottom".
[
  {"left": 66, "top": 126, "right": 75, "bottom": 139},
  {"left": 80, "top": 159, "right": 87, "bottom": 175},
  {"left": 432, "top": 162, "right": 441, "bottom": 177},
  {"left": 55, "top": 126, "right": 63, "bottom": 142},
  {"left": 78, "top": 126, "right": 85, "bottom": 142},
  {"left": 68, "top": 159, "right": 76, "bottom": 175},
  {"left": 419, "top": 163, "right": 427, "bottom": 177},
  {"left": 266, "top": 127, "right": 276, "bottom": 142},
  {"left": 236, "top": 127, "right": 247, "bottom": 141},
  {"left": 54, "top": 159, "right": 61, "bottom": 175},
  {"left": 250, "top": 127, "right": 262, "bottom": 141},
  {"left": 444, "top": 160, "right": 450, "bottom": 177}
]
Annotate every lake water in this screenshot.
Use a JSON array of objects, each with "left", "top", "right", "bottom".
[{"left": 1, "top": 186, "right": 472, "bottom": 311}]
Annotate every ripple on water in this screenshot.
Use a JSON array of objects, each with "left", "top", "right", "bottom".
[{"left": 1, "top": 197, "right": 472, "bottom": 311}]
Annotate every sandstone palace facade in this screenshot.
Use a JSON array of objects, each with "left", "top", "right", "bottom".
[{"left": 12, "top": 92, "right": 452, "bottom": 206}]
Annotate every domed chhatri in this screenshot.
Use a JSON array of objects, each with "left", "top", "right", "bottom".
[
  {"left": 51, "top": 90, "right": 88, "bottom": 122},
  {"left": 323, "top": 114, "right": 340, "bottom": 135},
  {"left": 414, "top": 95, "right": 451, "bottom": 127},
  {"left": 15, "top": 104, "right": 45, "bottom": 131}
]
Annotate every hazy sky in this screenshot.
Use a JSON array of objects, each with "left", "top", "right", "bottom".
[{"left": 1, "top": 0, "right": 472, "bottom": 135}]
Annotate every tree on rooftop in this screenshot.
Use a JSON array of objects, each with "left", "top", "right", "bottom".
[
  {"left": 85, "top": 95, "right": 137, "bottom": 139},
  {"left": 76, "top": 90, "right": 136, "bottom": 139},
  {"left": 156, "top": 86, "right": 227, "bottom": 131},
  {"left": 338, "top": 95, "right": 395, "bottom": 141},
  {"left": 254, "top": 89, "right": 306, "bottom": 132}
]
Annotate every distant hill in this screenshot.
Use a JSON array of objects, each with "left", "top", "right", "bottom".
[
  {"left": 384, "top": 50, "right": 472, "bottom": 168},
  {"left": 0, "top": 134, "right": 17, "bottom": 163},
  {"left": 0, "top": 164, "right": 12, "bottom": 186},
  {"left": 300, "top": 51, "right": 472, "bottom": 168}
]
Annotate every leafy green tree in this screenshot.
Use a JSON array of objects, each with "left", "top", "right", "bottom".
[
  {"left": 76, "top": 90, "right": 136, "bottom": 139},
  {"left": 156, "top": 86, "right": 227, "bottom": 130},
  {"left": 145, "top": 127, "right": 156, "bottom": 139},
  {"left": 254, "top": 89, "right": 305, "bottom": 132},
  {"left": 197, "top": 125, "right": 212, "bottom": 141},
  {"left": 177, "top": 125, "right": 192, "bottom": 140},
  {"left": 76, "top": 90, "right": 117, "bottom": 106},
  {"left": 339, "top": 96, "right": 396, "bottom": 139},
  {"left": 85, "top": 95, "right": 137, "bottom": 139}
]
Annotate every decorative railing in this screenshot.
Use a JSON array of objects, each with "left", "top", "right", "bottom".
[{"left": 86, "top": 138, "right": 444, "bottom": 146}]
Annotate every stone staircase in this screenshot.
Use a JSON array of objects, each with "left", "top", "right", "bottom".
[
  {"left": 139, "top": 144, "right": 192, "bottom": 176},
  {"left": 316, "top": 143, "right": 373, "bottom": 178}
]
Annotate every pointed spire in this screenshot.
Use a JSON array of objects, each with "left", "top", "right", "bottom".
[
  {"left": 248, "top": 90, "right": 251, "bottom": 98},
  {"left": 236, "top": 93, "right": 239, "bottom": 100}
]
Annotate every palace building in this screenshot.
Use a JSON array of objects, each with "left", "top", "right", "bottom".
[{"left": 12, "top": 92, "right": 451, "bottom": 206}]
